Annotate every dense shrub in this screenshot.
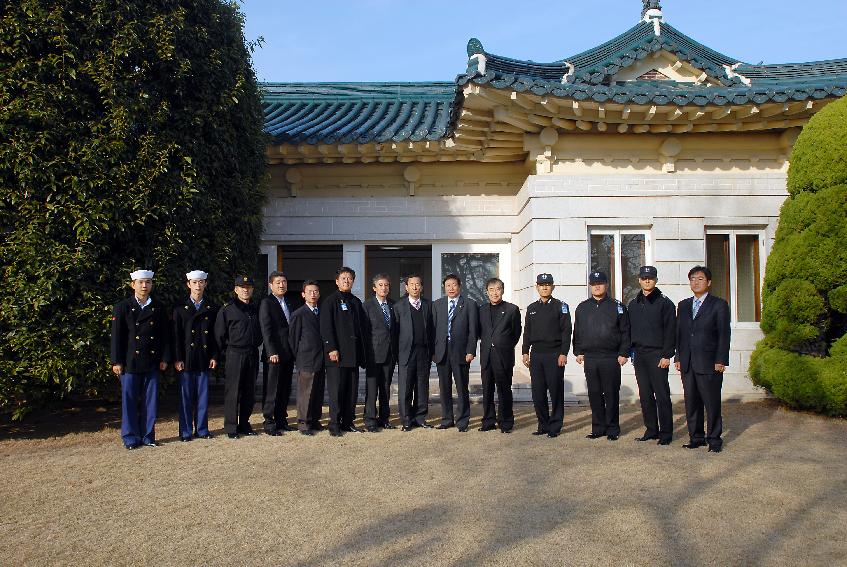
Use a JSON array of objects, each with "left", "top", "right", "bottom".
[
  {"left": 751, "top": 96, "right": 847, "bottom": 415},
  {"left": 0, "top": 0, "right": 268, "bottom": 418}
]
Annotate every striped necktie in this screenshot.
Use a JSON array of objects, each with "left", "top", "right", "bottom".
[
  {"left": 381, "top": 301, "right": 390, "bottom": 328},
  {"left": 447, "top": 299, "right": 456, "bottom": 341},
  {"left": 693, "top": 297, "right": 702, "bottom": 318}
]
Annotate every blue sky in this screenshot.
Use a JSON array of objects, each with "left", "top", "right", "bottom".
[{"left": 241, "top": 0, "right": 847, "bottom": 83}]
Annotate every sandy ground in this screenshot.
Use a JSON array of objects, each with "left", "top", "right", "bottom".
[{"left": 1, "top": 398, "right": 846, "bottom": 567}]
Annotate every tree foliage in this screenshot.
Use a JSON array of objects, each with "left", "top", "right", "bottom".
[
  {"left": 0, "top": 0, "right": 268, "bottom": 418},
  {"left": 750, "top": 96, "right": 847, "bottom": 415}
]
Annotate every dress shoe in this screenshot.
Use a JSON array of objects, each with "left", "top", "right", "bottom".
[
  {"left": 478, "top": 424, "right": 497, "bottom": 432},
  {"left": 500, "top": 428, "right": 512, "bottom": 434},
  {"left": 227, "top": 433, "right": 239, "bottom": 439},
  {"left": 457, "top": 426, "right": 469, "bottom": 433},
  {"left": 342, "top": 424, "right": 364, "bottom": 433},
  {"left": 381, "top": 422, "right": 397, "bottom": 430},
  {"left": 265, "top": 430, "right": 282, "bottom": 437},
  {"left": 708, "top": 445, "right": 723, "bottom": 453},
  {"left": 198, "top": 433, "right": 213, "bottom": 439},
  {"left": 240, "top": 430, "right": 258, "bottom": 437},
  {"left": 607, "top": 435, "right": 619, "bottom": 441},
  {"left": 180, "top": 437, "right": 192, "bottom": 442},
  {"left": 657, "top": 438, "right": 672, "bottom": 446},
  {"left": 547, "top": 432, "right": 559, "bottom": 438},
  {"left": 329, "top": 430, "right": 343, "bottom": 437},
  {"left": 417, "top": 422, "right": 434, "bottom": 429},
  {"left": 142, "top": 441, "right": 159, "bottom": 447},
  {"left": 279, "top": 423, "right": 296, "bottom": 432},
  {"left": 682, "top": 442, "right": 705, "bottom": 449},
  {"left": 299, "top": 429, "right": 315, "bottom": 436},
  {"left": 365, "top": 426, "right": 379, "bottom": 433},
  {"left": 401, "top": 425, "right": 414, "bottom": 432},
  {"left": 635, "top": 435, "right": 659, "bottom": 442},
  {"left": 125, "top": 444, "right": 140, "bottom": 450},
  {"left": 585, "top": 433, "right": 605, "bottom": 439},
  {"left": 532, "top": 430, "right": 549, "bottom": 436},
  {"left": 436, "top": 423, "right": 454, "bottom": 430}
]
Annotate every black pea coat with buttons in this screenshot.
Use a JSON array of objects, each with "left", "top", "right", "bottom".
[
  {"left": 172, "top": 299, "right": 219, "bottom": 372},
  {"left": 111, "top": 296, "right": 172, "bottom": 374}
]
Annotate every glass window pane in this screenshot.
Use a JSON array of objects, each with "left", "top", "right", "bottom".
[
  {"left": 736, "top": 235, "right": 760, "bottom": 322},
  {"left": 705, "top": 234, "right": 731, "bottom": 311},
  {"left": 621, "top": 234, "right": 646, "bottom": 304},
  {"left": 440, "top": 253, "right": 499, "bottom": 305},
  {"left": 590, "top": 234, "right": 614, "bottom": 285}
]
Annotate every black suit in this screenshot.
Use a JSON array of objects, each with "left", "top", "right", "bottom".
[
  {"left": 394, "top": 296, "right": 434, "bottom": 427},
  {"left": 478, "top": 301, "right": 522, "bottom": 430},
  {"left": 259, "top": 294, "right": 295, "bottom": 433},
  {"left": 289, "top": 304, "right": 325, "bottom": 431},
  {"left": 676, "top": 293, "right": 731, "bottom": 449},
  {"left": 363, "top": 297, "right": 399, "bottom": 427},
  {"left": 432, "top": 295, "right": 479, "bottom": 429},
  {"left": 320, "top": 290, "right": 368, "bottom": 432},
  {"left": 214, "top": 299, "right": 262, "bottom": 435}
]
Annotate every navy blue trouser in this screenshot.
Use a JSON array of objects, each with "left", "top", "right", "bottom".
[
  {"left": 121, "top": 372, "right": 158, "bottom": 447},
  {"left": 178, "top": 370, "right": 210, "bottom": 439}
]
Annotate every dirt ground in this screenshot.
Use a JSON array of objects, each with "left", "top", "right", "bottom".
[{"left": 1, "top": 398, "right": 845, "bottom": 567}]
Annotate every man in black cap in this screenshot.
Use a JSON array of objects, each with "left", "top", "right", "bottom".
[
  {"left": 214, "top": 275, "right": 262, "bottom": 439},
  {"left": 627, "top": 266, "right": 676, "bottom": 445},
  {"left": 573, "top": 271, "right": 631, "bottom": 441},
  {"left": 522, "top": 273, "right": 572, "bottom": 438},
  {"left": 320, "top": 266, "right": 369, "bottom": 437}
]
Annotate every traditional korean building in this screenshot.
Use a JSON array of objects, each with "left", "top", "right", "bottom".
[{"left": 258, "top": 1, "right": 847, "bottom": 400}]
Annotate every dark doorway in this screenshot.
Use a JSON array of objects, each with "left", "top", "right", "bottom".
[
  {"left": 366, "top": 245, "right": 432, "bottom": 301},
  {"left": 278, "top": 244, "right": 343, "bottom": 308}
]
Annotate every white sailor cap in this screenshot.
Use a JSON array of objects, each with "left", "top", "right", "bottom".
[
  {"left": 185, "top": 270, "right": 208, "bottom": 281},
  {"left": 130, "top": 269, "right": 154, "bottom": 280}
]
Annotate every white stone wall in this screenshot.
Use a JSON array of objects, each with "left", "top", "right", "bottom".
[
  {"left": 261, "top": 171, "right": 788, "bottom": 401},
  {"left": 514, "top": 172, "right": 787, "bottom": 400}
]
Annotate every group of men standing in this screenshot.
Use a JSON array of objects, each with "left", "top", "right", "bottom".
[{"left": 111, "top": 263, "right": 730, "bottom": 454}]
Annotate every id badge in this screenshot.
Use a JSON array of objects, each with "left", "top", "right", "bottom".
[{"left": 341, "top": 302, "right": 349, "bottom": 311}]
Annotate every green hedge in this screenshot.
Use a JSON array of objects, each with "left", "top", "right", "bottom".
[
  {"left": 0, "top": 0, "right": 267, "bottom": 419},
  {"left": 750, "top": 96, "right": 847, "bottom": 415}
]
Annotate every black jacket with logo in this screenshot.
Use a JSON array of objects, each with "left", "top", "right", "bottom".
[
  {"left": 521, "top": 298, "right": 572, "bottom": 356},
  {"left": 627, "top": 288, "right": 676, "bottom": 359},
  {"left": 573, "top": 295, "right": 631, "bottom": 358}
]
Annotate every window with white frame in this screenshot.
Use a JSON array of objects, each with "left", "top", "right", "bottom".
[
  {"left": 705, "top": 229, "right": 765, "bottom": 323},
  {"left": 588, "top": 228, "right": 651, "bottom": 304}
]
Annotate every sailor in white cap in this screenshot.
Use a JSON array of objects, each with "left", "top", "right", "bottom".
[
  {"left": 172, "top": 270, "right": 219, "bottom": 441},
  {"left": 110, "top": 269, "right": 171, "bottom": 449}
]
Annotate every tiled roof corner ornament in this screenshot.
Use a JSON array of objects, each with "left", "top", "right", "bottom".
[
  {"left": 561, "top": 61, "right": 576, "bottom": 84},
  {"left": 467, "top": 38, "right": 487, "bottom": 75},
  {"left": 724, "top": 62, "right": 752, "bottom": 86},
  {"left": 641, "top": 0, "right": 663, "bottom": 36}
]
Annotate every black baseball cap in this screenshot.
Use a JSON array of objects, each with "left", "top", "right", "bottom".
[
  {"left": 536, "top": 273, "right": 554, "bottom": 285},
  {"left": 588, "top": 271, "right": 608, "bottom": 284},
  {"left": 639, "top": 266, "right": 658, "bottom": 279}
]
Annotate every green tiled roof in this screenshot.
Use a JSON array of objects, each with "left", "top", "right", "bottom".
[
  {"left": 262, "top": 83, "right": 458, "bottom": 144},
  {"left": 263, "top": 21, "right": 847, "bottom": 145}
]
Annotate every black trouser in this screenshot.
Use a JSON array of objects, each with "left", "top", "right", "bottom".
[
  {"left": 326, "top": 366, "right": 358, "bottom": 431},
  {"left": 296, "top": 369, "right": 325, "bottom": 431},
  {"left": 529, "top": 351, "right": 564, "bottom": 434},
  {"left": 398, "top": 345, "right": 430, "bottom": 427},
  {"left": 682, "top": 368, "right": 723, "bottom": 448},
  {"left": 262, "top": 358, "right": 294, "bottom": 432},
  {"left": 633, "top": 348, "right": 673, "bottom": 441},
  {"left": 224, "top": 347, "right": 258, "bottom": 435},
  {"left": 436, "top": 345, "right": 471, "bottom": 428},
  {"left": 365, "top": 361, "right": 395, "bottom": 427},
  {"left": 584, "top": 356, "right": 621, "bottom": 436},
  {"left": 481, "top": 347, "right": 514, "bottom": 430}
]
